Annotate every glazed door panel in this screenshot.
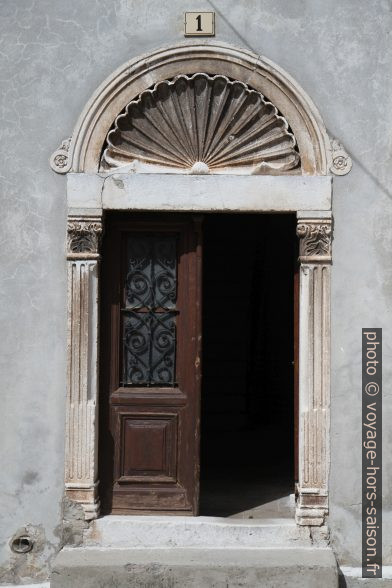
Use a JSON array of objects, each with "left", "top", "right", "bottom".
[{"left": 100, "top": 215, "right": 202, "bottom": 514}]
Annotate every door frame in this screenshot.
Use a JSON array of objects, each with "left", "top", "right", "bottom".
[
  {"left": 65, "top": 178, "right": 332, "bottom": 526},
  {"left": 54, "top": 41, "right": 352, "bottom": 527}
]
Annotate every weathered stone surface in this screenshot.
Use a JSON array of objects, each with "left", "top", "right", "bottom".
[
  {"left": 101, "top": 73, "right": 300, "bottom": 174},
  {"left": 51, "top": 547, "right": 338, "bottom": 588},
  {"left": 85, "top": 515, "right": 314, "bottom": 549},
  {"left": 53, "top": 42, "right": 331, "bottom": 176},
  {"left": 100, "top": 173, "right": 332, "bottom": 211},
  {"left": 66, "top": 173, "right": 332, "bottom": 212},
  {"left": 65, "top": 219, "right": 101, "bottom": 520}
]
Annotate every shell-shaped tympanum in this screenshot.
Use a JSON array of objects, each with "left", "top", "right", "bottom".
[{"left": 101, "top": 73, "right": 300, "bottom": 174}]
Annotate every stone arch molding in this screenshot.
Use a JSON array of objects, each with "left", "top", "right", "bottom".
[
  {"left": 50, "top": 42, "right": 351, "bottom": 176},
  {"left": 52, "top": 42, "right": 350, "bottom": 529}
]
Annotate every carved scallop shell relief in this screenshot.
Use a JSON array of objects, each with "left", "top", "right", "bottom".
[{"left": 100, "top": 73, "right": 300, "bottom": 174}]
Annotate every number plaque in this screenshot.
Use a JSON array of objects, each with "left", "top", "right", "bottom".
[{"left": 184, "top": 12, "right": 215, "bottom": 36}]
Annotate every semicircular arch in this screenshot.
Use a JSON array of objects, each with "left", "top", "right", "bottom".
[{"left": 52, "top": 42, "right": 332, "bottom": 175}]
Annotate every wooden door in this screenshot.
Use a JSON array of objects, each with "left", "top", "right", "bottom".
[{"left": 100, "top": 214, "right": 202, "bottom": 514}]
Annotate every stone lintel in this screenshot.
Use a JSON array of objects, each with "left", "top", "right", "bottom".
[{"left": 67, "top": 173, "right": 332, "bottom": 213}]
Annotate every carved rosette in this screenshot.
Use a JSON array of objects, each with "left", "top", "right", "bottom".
[
  {"left": 67, "top": 217, "right": 103, "bottom": 259},
  {"left": 329, "top": 138, "right": 352, "bottom": 176},
  {"left": 50, "top": 137, "right": 72, "bottom": 174},
  {"left": 296, "top": 219, "right": 332, "bottom": 263}
]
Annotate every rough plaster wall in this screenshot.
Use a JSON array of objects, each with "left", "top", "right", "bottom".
[{"left": 0, "top": 0, "right": 391, "bottom": 580}]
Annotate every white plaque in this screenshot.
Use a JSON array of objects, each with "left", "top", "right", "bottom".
[{"left": 184, "top": 12, "right": 215, "bottom": 36}]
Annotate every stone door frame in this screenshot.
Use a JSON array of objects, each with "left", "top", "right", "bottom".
[{"left": 51, "top": 41, "right": 352, "bottom": 527}]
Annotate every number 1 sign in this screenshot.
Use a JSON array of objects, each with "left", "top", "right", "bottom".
[{"left": 184, "top": 12, "right": 215, "bottom": 36}]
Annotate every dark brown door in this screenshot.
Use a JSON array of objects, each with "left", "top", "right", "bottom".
[{"left": 100, "top": 214, "right": 202, "bottom": 514}]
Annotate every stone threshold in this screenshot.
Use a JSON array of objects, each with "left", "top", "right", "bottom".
[{"left": 84, "top": 515, "right": 329, "bottom": 549}]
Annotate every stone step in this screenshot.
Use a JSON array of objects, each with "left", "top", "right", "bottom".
[
  {"left": 51, "top": 547, "right": 338, "bottom": 588},
  {"left": 85, "top": 515, "right": 316, "bottom": 549}
]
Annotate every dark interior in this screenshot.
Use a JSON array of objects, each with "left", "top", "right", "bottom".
[{"left": 200, "top": 213, "right": 297, "bottom": 518}]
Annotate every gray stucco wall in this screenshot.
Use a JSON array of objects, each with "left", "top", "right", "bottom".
[{"left": 0, "top": 0, "right": 391, "bottom": 582}]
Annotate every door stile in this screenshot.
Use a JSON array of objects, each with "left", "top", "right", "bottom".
[{"left": 190, "top": 216, "right": 203, "bottom": 514}]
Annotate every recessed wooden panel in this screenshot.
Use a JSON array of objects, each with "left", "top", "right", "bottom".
[{"left": 119, "top": 414, "right": 177, "bottom": 483}]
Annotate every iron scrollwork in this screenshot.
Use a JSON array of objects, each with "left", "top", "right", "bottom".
[{"left": 123, "top": 235, "right": 177, "bottom": 386}]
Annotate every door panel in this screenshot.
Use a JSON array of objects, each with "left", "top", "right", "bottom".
[
  {"left": 100, "top": 215, "right": 202, "bottom": 515},
  {"left": 116, "top": 412, "right": 178, "bottom": 482}
]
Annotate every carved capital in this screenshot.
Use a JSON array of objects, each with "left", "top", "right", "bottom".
[
  {"left": 67, "top": 217, "right": 103, "bottom": 259},
  {"left": 329, "top": 138, "right": 352, "bottom": 176},
  {"left": 296, "top": 219, "right": 332, "bottom": 262},
  {"left": 50, "top": 137, "right": 72, "bottom": 174}
]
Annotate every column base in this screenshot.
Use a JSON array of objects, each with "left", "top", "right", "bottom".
[
  {"left": 295, "top": 489, "right": 328, "bottom": 526},
  {"left": 295, "top": 507, "right": 326, "bottom": 526},
  {"left": 66, "top": 482, "right": 100, "bottom": 521}
]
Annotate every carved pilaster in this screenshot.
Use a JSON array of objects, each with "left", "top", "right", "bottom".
[
  {"left": 296, "top": 216, "right": 332, "bottom": 526},
  {"left": 65, "top": 216, "right": 102, "bottom": 520}
]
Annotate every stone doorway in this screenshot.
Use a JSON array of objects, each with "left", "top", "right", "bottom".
[{"left": 50, "top": 42, "right": 349, "bottom": 527}]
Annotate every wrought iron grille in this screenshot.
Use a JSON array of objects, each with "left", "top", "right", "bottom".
[{"left": 122, "top": 235, "right": 177, "bottom": 385}]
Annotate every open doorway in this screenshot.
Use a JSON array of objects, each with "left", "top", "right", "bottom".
[{"left": 200, "top": 213, "right": 297, "bottom": 518}]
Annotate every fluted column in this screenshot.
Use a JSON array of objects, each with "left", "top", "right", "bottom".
[
  {"left": 296, "top": 214, "right": 332, "bottom": 526},
  {"left": 65, "top": 216, "right": 102, "bottom": 520}
]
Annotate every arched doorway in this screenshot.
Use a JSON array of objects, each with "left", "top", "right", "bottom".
[{"left": 52, "top": 42, "right": 351, "bottom": 526}]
